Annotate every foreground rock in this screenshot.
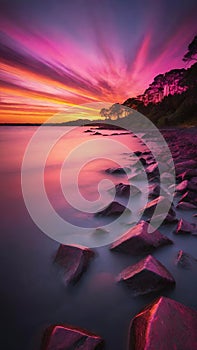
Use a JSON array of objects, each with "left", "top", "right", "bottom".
[
  {"left": 128, "top": 296, "right": 197, "bottom": 350},
  {"left": 41, "top": 324, "right": 104, "bottom": 350},
  {"left": 174, "top": 218, "right": 197, "bottom": 235},
  {"left": 176, "top": 250, "right": 197, "bottom": 269},
  {"left": 54, "top": 245, "right": 94, "bottom": 284},
  {"left": 110, "top": 221, "right": 173, "bottom": 254},
  {"left": 95, "top": 201, "right": 130, "bottom": 217},
  {"left": 142, "top": 196, "right": 175, "bottom": 217},
  {"left": 117, "top": 255, "right": 175, "bottom": 295}
]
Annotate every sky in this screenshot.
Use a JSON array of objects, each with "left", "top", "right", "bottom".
[{"left": 0, "top": 0, "right": 196, "bottom": 123}]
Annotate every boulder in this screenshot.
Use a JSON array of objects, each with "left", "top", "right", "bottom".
[
  {"left": 174, "top": 218, "right": 197, "bottom": 235},
  {"left": 128, "top": 296, "right": 197, "bottom": 350},
  {"left": 54, "top": 245, "right": 94, "bottom": 284},
  {"left": 176, "top": 250, "right": 197, "bottom": 269},
  {"left": 110, "top": 220, "right": 173, "bottom": 254},
  {"left": 95, "top": 201, "right": 130, "bottom": 217},
  {"left": 117, "top": 255, "right": 175, "bottom": 295},
  {"left": 114, "top": 183, "right": 141, "bottom": 197},
  {"left": 41, "top": 324, "right": 104, "bottom": 350}
]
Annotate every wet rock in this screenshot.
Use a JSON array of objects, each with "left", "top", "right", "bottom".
[
  {"left": 177, "top": 169, "right": 197, "bottom": 181},
  {"left": 139, "top": 157, "right": 147, "bottom": 166},
  {"left": 176, "top": 180, "right": 197, "bottom": 193},
  {"left": 146, "top": 163, "right": 159, "bottom": 177},
  {"left": 174, "top": 218, "right": 197, "bottom": 234},
  {"left": 176, "top": 250, "right": 197, "bottom": 269},
  {"left": 134, "top": 151, "right": 142, "bottom": 156},
  {"left": 54, "top": 245, "right": 94, "bottom": 284},
  {"left": 117, "top": 255, "right": 175, "bottom": 295},
  {"left": 179, "top": 191, "right": 197, "bottom": 206},
  {"left": 142, "top": 196, "right": 175, "bottom": 217},
  {"left": 128, "top": 296, "right": 197, "bottom": 350},
  {"left": 176, "top": 159, "right": 197, "bottom": 173},
  {"left": 95, "top": 201, "right": 130, "bottom": 217},
  {"left": 148, "top": 184, "right": 161, "bottom": 198},
  {"left": 105, "top": 167, "right": 131, "bottom": 175},
  {"left": 176, "top": 201, "right": 197, "bottom": 210},
  {"left": 114, "top": 183, "right": 141, "bottom": 197},
  {"left": 41, "top": 324, "right": 104, "bottom": 350},
  {"left": 176, "top": 180, "right": 190, "bottom": 193},
  {"left": 110, "top": 220, "right": 173, "bottom": 254}
]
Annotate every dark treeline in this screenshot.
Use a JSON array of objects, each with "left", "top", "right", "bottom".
[{"left": 123, "top": 36, "right": 197, "bottom": 126}]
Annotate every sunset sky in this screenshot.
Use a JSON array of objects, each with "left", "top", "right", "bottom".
[{"left": 0, "top": 0, "right": 196, "bottom": 123}]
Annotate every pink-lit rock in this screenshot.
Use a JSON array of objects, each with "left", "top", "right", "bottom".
[
  {"left": 95, "top": 201, "right": 130, "bottom": 217},
  {"left": 142, "top": 196, "right": 175, "bottom": 216},
  {"left": 54, "top": 244, "right": 94, "bottom": 284},
  {"left": 41, "top": 324, "right": 104, "bottom": 350},
  {"left": 174, "top": 218, "right": 197, "bottom": 234},
  {"left": 110, "top": 220, "right": 173, "bottom": 254},
  {"left": 128, "top": 296, "right": 197, "bottom": 350},
  {"left": 117, "top": 255, "right": 175, "bottom": 295}
]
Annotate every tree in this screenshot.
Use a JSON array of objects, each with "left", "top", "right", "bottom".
[
  {"left": 100, "top": 107, "right": 110, "bottom": 120},
  {"left": 183, "top": 35, "right": 197, "bottom": 62}
]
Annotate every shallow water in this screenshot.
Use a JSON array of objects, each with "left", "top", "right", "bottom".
[{"left": 1, "top": 126, "right": 197, "bottom": 350}]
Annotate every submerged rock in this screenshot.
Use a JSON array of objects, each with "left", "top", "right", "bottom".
[
  {"left": 174, "top": 218, "right": 197, "bottom": 235},
  {"left": 54, "top": 245, "right": 94, "bottom": 284},
  {"left": 41, "top": 324, "right": 104, "bottom": 350},
  {"left": 114, "top": 183, "right": 141, "bottom": 197},
  {"left": 105, "top": 167, "right": 131, "bottom": 175},
  {"left": 176, "top": 201, "right": 197, "bottom": 210},
  {"left": 117, "top": 255, "right": 175, "bottom": 295},
  {"left": 128, "top": 296, "right": 197, "bottom": 350},
  {"left": 176, "top": 250, "right": 197, "bottom": 269},
  {"left": 95, "top": 201, "right": 130, "bottom": 217},
  {"left": 110, "top": 220, "right": 173, "bottom": 254}
]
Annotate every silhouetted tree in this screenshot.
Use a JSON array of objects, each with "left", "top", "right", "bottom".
[{"left": 183, "top": 35, "right": 197, "bottom": 62}]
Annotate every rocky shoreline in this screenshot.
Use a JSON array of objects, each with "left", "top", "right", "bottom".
[{"left": 40, "top": 127, "right": 197, "bottom": 350}]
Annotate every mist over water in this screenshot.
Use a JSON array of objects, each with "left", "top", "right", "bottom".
[{"left": 1, "top": 126, "right": 197, "bottom": 350}]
